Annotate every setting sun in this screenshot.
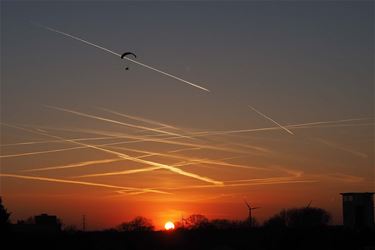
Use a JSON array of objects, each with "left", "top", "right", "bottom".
[{"left": 164, "top": 221, "right": 175, "bottom": 231}]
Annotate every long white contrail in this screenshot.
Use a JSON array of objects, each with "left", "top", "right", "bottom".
[
  {"left": 98, "top": 107, "right": 178, "bottom": 130},
  {"left": 106, "top": 145, "right": 268, "bottom": 171},
  {"left": 0, "top": 140, "right": 142, "bottom": 159},
  {"left": 248, "top": 105, "right": 294, "bottom": 135},
  {"left": 21, "top": 158, "right": 123, "bottom": 172},
  {"left": 0, "top": 136, "right": 115, "bottom": 147},
  {"left": 0, "top": 173, "right": 168, "bottom": 194},
  {"left": 46, "top": 106, "right": 192, "bottom": 139},
  {"left": 3, "top": 123, "right": 223, "bottom": 185},
  {"left": 34, "top": 23, "right": 210, "bottom": 92},
  {"left": 3, "top": 118, "right": 368, "bottom": 147},
  {"left": 191, "top": 117, "right": 372, "bottom": 137}
]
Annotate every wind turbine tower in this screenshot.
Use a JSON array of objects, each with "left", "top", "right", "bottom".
[{"left": 244, "top": 200, "right": 260, "bottom": 227}]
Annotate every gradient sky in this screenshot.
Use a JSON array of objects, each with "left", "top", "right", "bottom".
[{"left": 1, "top": 1, "right": 374, "bottom": 230}]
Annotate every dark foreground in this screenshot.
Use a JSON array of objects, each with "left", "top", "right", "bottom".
[{"left": 3, "top": 227, "right": 375, "bottom": 250}]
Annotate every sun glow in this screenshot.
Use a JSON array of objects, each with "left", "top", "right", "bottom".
[{"left": 164, "top": 221, "right": 175, "bottom": 230}]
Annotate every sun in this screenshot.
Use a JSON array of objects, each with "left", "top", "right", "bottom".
[{"left": 164, "top": 221, "right": 175, "bottom": 231}]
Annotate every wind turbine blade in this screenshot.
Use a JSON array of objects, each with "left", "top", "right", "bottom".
[
  {"left": 306, "top": 200, "right": 312, "bottom": 208},
  {"left": 244, "top": 200, "right": 251, "bottom": 209}
]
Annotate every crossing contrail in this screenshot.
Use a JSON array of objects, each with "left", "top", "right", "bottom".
[
  {"left": 105, "top": 145, "right": 268, "bottom": 171},
  {"left": 56, "top": 139, "right": 223, "bottom": 185},
  {"left": 0, "top": 173, "right": 169, "bottom": 194},
  {"left": 151, "top": 178, "right": 318, "bottom": 191},
  {"left": 0, "top": 140, "right": 145, "bottom": 159},
  {"left": 98, "top": 107, "right": 178, "bottom": 130},
  {"left": 73, "top": 161, "right": 197, "bottom": 178},
  {"left": 34, "top": 23, "right": 210, "bottom": 92},
  {"left": 190, "top": 118, "right": 372, "bottom": 137},
  {"left": 3, "top": 123, "right": 223, "bottom": 185},
  {"left": 46, "top": 106, "right": 192, "bottom": 139},
  {"left": 21, "top": 158, "right": 123, "bottom": 172},
  {"left": 38, "top": 126, "right": 247, "bottom": 154},
  {"left": 313, "top": 138, "right": 368, "bottom": 158},
  {"left": 248, "top": 105, "right": 294, "bottom": 135},
  {"left": 0, "top": 136, "right": 116, "bottom": 147}
]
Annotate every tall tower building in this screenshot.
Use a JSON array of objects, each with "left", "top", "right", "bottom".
[{"left": 340, "top": 192, "right": 374, "bottom": 229}]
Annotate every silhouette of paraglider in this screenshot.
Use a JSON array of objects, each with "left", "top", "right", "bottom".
[{"left": 121, "top": 52, "right": 137, "bottom": 70}]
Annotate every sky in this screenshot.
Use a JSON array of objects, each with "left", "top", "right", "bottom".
[{"left": 0, "top": 1, "right": 374, "bottom": 230}]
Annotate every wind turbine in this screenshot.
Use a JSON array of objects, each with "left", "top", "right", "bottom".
[
  {"left": 244, "top": 200, "right": 260, "bottom": 226},
  {"left": 306, "top": 200, "right": 312, "bottom": 208}
]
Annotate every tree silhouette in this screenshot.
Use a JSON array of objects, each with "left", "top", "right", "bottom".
[
  {"left": 264, "top": 207, "right": 331, "bottom": 228},
  {"left": 117, "top": 216, "right": 154, "bottom": 232},
  {"left": 184, "top": 214, "right": 210, "bottom": 229},
  {"left": 209, "top": 219, "right": 241, "bottom": 230},
  {"left": 0, "top": 197, "right": 11, "bottom": 232}
]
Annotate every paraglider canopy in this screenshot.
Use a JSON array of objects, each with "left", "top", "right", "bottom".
[
  {"left": 121, "top": 52, "right": 137, "bottom": 70},
  {"left": 121, "top": 52, "right": 137, "bottom": 59}
]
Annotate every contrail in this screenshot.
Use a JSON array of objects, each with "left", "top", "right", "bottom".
[
  {"left": 0, "top": 140, "right": 145, "bottom": 159},
  {"left": 73, "top": 161, "right": 197, "bottom": 178},
  {"left": 152, "top": 178, "right": 318, "bottom": 191},
  {"left": 227, "top": 143, "right": 271, "bottom": 154},
  {"left": 319, "top": 173, "right": 364, "bottom": 183},
  {"left": 75, "top": 166, "right": 163, "bottom": 178},
  {"left": 106, "top": 145, "right": 268, "bottom": 171},
  {"left": 73, "top": 156, "right": 249, "bottom": 179},
  {"left": 0, "top": 145, "right": 90, "bottom": 158},
  {"left": 1, "top": 125, "right": 243, "bottom": 158},
  {"left": 168, "top": 147, "right": 201, "bottom": 153},
  {"left": 190, "top": 118, "right": 372, "bottom": 137},
  {"left": 98, "top": 107, "right": 178, "bottom": 130},
  {"left": 62, "top": 140, "right": 223, "bottom": 185},
  {"left": 34, "top": 23, "right": 210, "bottom": 92},
  {"left": 46, "top": 106, "right": 192, "bottom": 139},
  {"left": 248, "top": 105, "right": 294, "bottom": 135},
  {"left": 288, "top": 118, "right": 371, "bottom": 128},
  {"left": 3, "top": 123, "right": 223, "bottom": 185},
  {"left": 34, "top": 23, "right": 120, "bottom": 56},
  {"left": 313, "top": 138, "right": 368, "bottom": 158},
  {"left": 84, "top": 129, "right": 247, "bottom": 154},
  {"left": 0, "top": 173, "right": 169, "bottom": 194},
  {"left": 42, "top": 126, "right": 247, "bottom": 154},
  {"left": 0, "top": 136, "right": 116, "bottom": 147},
  {"left": 61, "top": 140, "right": 222, "bottom": 184},
  {"left": 21, "top": 153, "right": 157, "bottom": 173},
  {"left": 21, "top": 158, "right": 123, "bottom": 172}
]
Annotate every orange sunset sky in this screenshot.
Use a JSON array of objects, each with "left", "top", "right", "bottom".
[{"left": 1, "top": 1, "right": 374, "bottom": 230}]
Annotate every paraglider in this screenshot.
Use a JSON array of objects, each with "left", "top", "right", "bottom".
[{"left": 121, "top": 52, "right": 137, "bottom": 70}]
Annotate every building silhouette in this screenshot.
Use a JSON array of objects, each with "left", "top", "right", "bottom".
[
  {"left": 35, "top": 213, "right": 61, "bottom": 231},
  {"left": 13, "top": 213, "right": 61, "bottom": 233},
  {"left": 340, "top": 192, "right": 374, "bottom": 229}
]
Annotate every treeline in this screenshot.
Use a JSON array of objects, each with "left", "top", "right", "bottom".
[
  {"left": 0, "top": 197, "right": 332, "bottom": 233},
  {"left": 112, "top": 207, "right": 331, "bottom": 232}
]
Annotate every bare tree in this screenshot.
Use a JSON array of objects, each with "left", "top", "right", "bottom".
[
  {"left": 264, "top": 207, "right": 331, "bottom": 228},
  {"left": 184, "top": 214, "right": 210, "bottom": 229},
  {"left": 117, "top": 216, "right": 154, "bottom": 232}
]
